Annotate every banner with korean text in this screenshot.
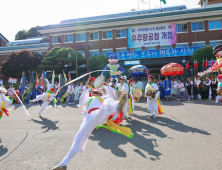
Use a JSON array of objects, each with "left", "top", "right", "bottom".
[{"left": 128, "top": 23, "right": 177, "bottom": 48}]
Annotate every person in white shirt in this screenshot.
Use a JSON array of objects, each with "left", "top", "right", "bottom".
[
  {"left": 176, "top": 79, "right": 190, "bottom": 101},
  {"left": 74, "top": 83, "right": 79, "bottom": 102},
  {"left": 52, "top": 84, "right": 127, "bottom": 170},
  {"left": 79, "top": 82, "right": 84, "bottom": 98},
  {"left": 67, "top": 82, "right": 75, "bottom": 104},
  {"left": 195, "top": 76, "right": 202, "bottom": 100},
  {"left": 203, "top": 76, "right": 212, "bottom": 100},
  {"left": 135, "top": 79, "right": 144, "bottom": 92},
  {"left": 145, "top": 75, "right": 159, "bottom": 118},
  {"left": 171, "top": 77, "right": 178, "bottom": 99},
  {"left": 185, "top": 77, "right": 194, "bottom": 99}
]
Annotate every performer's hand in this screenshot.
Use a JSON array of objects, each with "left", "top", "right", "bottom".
[
  {"left": 47, "top": 100, "right": 50, "bottom": 102},
  {"left": 116, "top": 71, "right": 122, "bottom": 75},
  {"left": 0, "top": 90, "right": 3, "bottom": 94},
  {"left": 102, "top": 82, "right": 108, "bottom": 86}
]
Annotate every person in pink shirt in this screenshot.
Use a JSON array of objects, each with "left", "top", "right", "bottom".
[
  {"left": 67, "top": 82, "right": 75, "bottom": 104},
  {"left": 176, "top": 79, "right": 190, "bottom": 101}
]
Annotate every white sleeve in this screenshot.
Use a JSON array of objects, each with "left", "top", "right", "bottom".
[
  {"left": 206, "top": 80, "right": 211, "bottom": 86},
  {"left": 1, "top": 93, "right": 12, "bottom": 105},
  {"left": 48, "top": 94, "right": 55, "bottom": 101},
  {"left": 145, "top": 85, "right": 148, "bottom": 94},
  {"left": 45, "top": 79, "right": 51, "bottom": 91},
  {"left": 79, "top": 87, "right": 89, "bottom": 108},
  {"left": 185, "top": 82, "right": 189, "bottom": 86},
  {"left": 152, "top": 83, "right": 159, "bottom": 91},
  {"left": 121, "top": 84, "right": 128, "bottom": 93},
  {"left": 105, "top": 85, "right": 116, "bottom": 99},
  {"left": 190, "top": 81, "right": 193, "bottom": 85}
]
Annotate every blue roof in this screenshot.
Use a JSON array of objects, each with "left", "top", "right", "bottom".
[
  {"left": 6, "top": 36, "right": 48, "bottom": 46},
  {"left": 60, "top": 5, "right": 187, "bottom": 24},
  {"left": 0, "top": 43, "right": 49, "bottom": 51},
  {"left": 38, "top": 6, "right": 222, "bottom": 31}
]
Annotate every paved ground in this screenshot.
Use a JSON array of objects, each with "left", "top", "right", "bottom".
[{"left": 0, "top": 99, "right": 222, "bottom": 170}]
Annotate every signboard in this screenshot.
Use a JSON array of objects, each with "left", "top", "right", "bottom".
[
  {"left": 128, "top": 23, "right": 177, "bottom": 48},
  {"left": 8, "top": 78, "right": 17, "bottom": 83},
  {"left": 0, "top": 79, "right": 3, "bottom": 85},
  {"left": 124, "top": 60, "right": 140, "bottom": 65},
  {"left": 102, "top": 47, "right": 202, "bottom": 60}
]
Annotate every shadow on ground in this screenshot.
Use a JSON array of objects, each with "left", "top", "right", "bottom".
[{"left": 0, "top": 139, "right": 8, "bottom": 158}]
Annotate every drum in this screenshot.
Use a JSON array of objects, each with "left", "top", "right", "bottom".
[
  {"left": 132, "top": 89, "right": 142, "bottom": 102},
  {"left": 146, "top": 90, "right": 156, "bottom": 98},
  {"left": 101, "top": 89, "right": 106, "bottom": 94},
  {"left": 0, "top": 87, "right": 7, "bottom": 94},
  {"left": 42, "top": 95, "right": 49, "bottom": 102},
  {"left": 94, "top": 75, "right": 105, "bottom": 88},
  {"left": 117, "top": 91, "right": 122, "bottom": 97},
  {"left": 217, "top": 88, "right": 222, "bottom": 96}
]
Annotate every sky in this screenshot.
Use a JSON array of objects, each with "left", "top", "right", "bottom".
[{"left": 0, "top": 0, "right": 200, "bottom": 41}]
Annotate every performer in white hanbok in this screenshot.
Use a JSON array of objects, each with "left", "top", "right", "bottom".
[
  {"left": 74, "top": 83, "right": 79, "bottom": 102},
  {"left": 30, "top": 78, "right": 56, "bottom": 116},
  {"left": 52, "top": 83, "right": 126, "bottom": 170},
  {"left": 145, "top": 75, "right": 159, "bottom": 118},
  {"left": 216, "top": 75, "right": 222, "bottom": 103}
]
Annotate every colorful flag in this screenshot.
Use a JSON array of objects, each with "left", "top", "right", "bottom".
[
  {"left": 160, "top": 0, "right": 166, "bottom": 4},
  {"left": 63, "top": 70, "right": 67, "bottom": 83},
  {"left": 35, "top": 73, "right": 39, "bottom": 86},
  {"left": 206, "top": 60, "right": 208, "bottom": 67},
  {"left": 39, "top": 72, "right": 45, "bottom": 92},
  {"left": 202, "top": 59, "right": 205, "bottom": 67},
  {"left": 69, "top": 72, "right": 71, "bottom": 81},
  {"left": 51, "top": 70, "right": 55, "bottom": 85},
  {"left": 21, "top": 72, "right": 26, "bottom": 100},
  {"left": 26, "top": 72, "right": 36, "bottom": 100},
  {"left": 57, "top": 74, "right": 68, "bottom": 103}
]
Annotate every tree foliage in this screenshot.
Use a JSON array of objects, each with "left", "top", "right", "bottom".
[
  {"left": 15, "top": 26, "right": 43, "bottom": 40},
  {"left": 87, "top": 54, "right": 109, "bottom": 77},
  {"left": 38, "top": 47, "right": 87, "bottom": 75},
  {"left": 1, "top": 50, "right": 43, "bottom": 78},
  {"left": 191, "top": 46, "right": 214, "bottom": 63}
]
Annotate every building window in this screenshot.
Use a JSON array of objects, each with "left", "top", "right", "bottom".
[
  {"left": 102, "top": 48, "right": 113, "bottom": 53},
  {"left": 116, "top": 29, "right": 126, "bottom": 38},
  {"left": 192, "top": 22, "right": 204, "bottom": 31},
  {"left": 102, "top": 31, "right": 112, "bottom": 39},
  {"left": 116, "top": 47, "right": 127, "bottom": 52},
  {"left": 64, "top": 35, "right": 73, "bottom": 43},
  {"left": 176, "top": 44, "right": 188, "bottom": 48},
  {"left": 39, "top": 52, "right": 43, "bottom": 55},
  {"left": 209, "top": 20, "right": 222, "bottom": 30},
  {"left": 176, "top": 24, "right": 188, "bottom": 33},
  {"left": 53, "top": 36, "right": 61, "bottom": 44},
  {"left": 160, "top": 46, "right": 172, "bottom": 49},
  {"left": 76, "top": 33, "right": 86, "bottom": 42},
  {"left": 192, "top": 42, "right": 205, "bottom": 47},
  {"left": 130, "top": 48, "right": 141, "bottom": 51},
  {"left": 78, "top": 50, "right": 85, "bottom": 58},
  {"left": 145, "top": 47, "right": 157, "bottom": 50},
  {"left": 89, "top": 50, "right": 99, "bottom": 57},
  {"left": 89, "top": 32, "right": 99, "bottom": 41},
  {"left": 210, "top": 41, "right": 222, "bottom": 46}
]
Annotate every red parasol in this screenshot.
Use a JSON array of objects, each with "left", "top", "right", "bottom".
[{"left": 161, "top": 63, "right": 184, "bottom": 76}]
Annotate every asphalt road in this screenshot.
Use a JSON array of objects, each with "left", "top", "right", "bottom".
[{"left": 0, "top": 99, "right": 222, "bottom": 170}]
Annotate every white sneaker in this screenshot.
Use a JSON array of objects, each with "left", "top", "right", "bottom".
[
  {"left": 177, "top": 99, "right": 180, "bottom": 101},
  {"left": 30, "top": 100, "right": 35, "bottom": 103}
]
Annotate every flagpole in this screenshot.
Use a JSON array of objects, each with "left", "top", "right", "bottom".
[
  {"left": 149, "top": 0, "right": 150, "bottom": 12},
  {"left": 160, "top": 0, "right": 161, "bottom": 12},
  {"left": 138, "top": 0, "right": 139, "bottom": 14}
]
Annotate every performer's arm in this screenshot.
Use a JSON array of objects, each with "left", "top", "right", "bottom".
[
  {"left": 150, "top": 83, "right": 159, "bottom": 91},
  {"left": 118, "top": 64, "right": 125, "bottom": 74},
  {"left": 1, "top": 93, "right": 12, "bottom": 105},
  {"left": 121, "top": 83, "right": 128, "bottom": 94},
  {"left": 105, "top": 84, "right": 116, "bottom": 99},
  {"left": 206, "top": 80, "right": 211, "bottom": 86},
  {"left": 48, "top": 94, "right": 55, "bottom": 101},
  {"left": 102, "top": 65, "right": 109, "bottom": 76},
  {"left": 45, "top": 79, "right": 51, "bottom": 91}
]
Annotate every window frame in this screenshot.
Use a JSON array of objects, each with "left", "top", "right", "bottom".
[
  {"left": 116, "top": 47, "right": 127, "bottom": 52},
  {"left": 176, "top": 42, "right": 189, "bottom": 48},
  {"left": 89, "top": 32, "right": 99, "bottom": 41},
  {"left": 89, "top": 49, "right": 100, "bottom": 57},
  {"left": 52, "top": 36, "right": 61, "bottom": 44},
  {"left": 76, "top": 33, "right": 86, "bottom": 42},
  {"left": 208, "top": 20, "right": 222, "bottom": 31},
  {"left": 192, "top": 41, "right": 205, "bottom": 47},
  {"left": 130, "top": 48, "right": 141, "bottom": 51},
  {"left": 102, "top": 31, "right": 113, "bottom": 40},
  {"left": 145, "top": 46, "right": 157, "bottom": 50},
  {"left": 209, "top": 40, "right": 222, "bottom": 46},
  {"left": 176, "top": 23, "right": 188, "bottom": 33},
  {"left": 64, "top": 35, "right": 73, "bottom": 44},
  {"left": 191, "top": 21, "right": 205, "bottom": 32},
  {"left": 115, "top": 29, "right": 127, "bottom": 39},
  {"left": 102, "top": 48, "right": 113, "bottom": 53}
]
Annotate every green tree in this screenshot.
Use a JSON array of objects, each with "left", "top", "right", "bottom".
[
  {"left": 87, "top": 54, "right": 109, "bottom": 77},
  {"left": 15, "top": 30, "right": 28, "bottom": 40},
  {"left": 191, "top": 46, "right": 214, "bottom": 64},
  {"left": 38, "top": 47, "right": 87, "bottom": 76},
  {"left": 15, "top": 26, "right": 43, "bottom": 40},
  {"left": 1, "top": 50, "right": 43, "bottom": 78}
]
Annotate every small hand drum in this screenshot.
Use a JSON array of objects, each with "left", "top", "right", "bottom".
[
  {"left": 94, "top": 75, "right": 105, "bottom": 88},
  {"left": 133, "top": 90, "right": 142, "bottom": 102},
  {"left": 117, "top": 91, "right": 122, "bottom": 97},
  {"left": 217, "top": 88, "right": 222, "bottom": 96},
  {"left": 0, "top": 87, "right": 7, "bottom": 94}
]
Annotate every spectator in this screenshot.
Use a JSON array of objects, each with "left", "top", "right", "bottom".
[
  {"left": 177, "top": 79, "right": 190, "bottom": 101},
  {"left": 7, "top": 85, "right": 14, "bottom": 96},
  {"left": 67, "top": 82, "right": 75, "bottom": 104},
  {"left": 79, "top": 82, "right": 84, "bottom": 98},
  {"left": 171, "top": 77, "right": 178, "bottom": 99},
  {"left": 135, "top": 79, "right": 144, "bottom": 92},
  {"left": 74, "top": 83, "right": 79, "bottom": 102}
]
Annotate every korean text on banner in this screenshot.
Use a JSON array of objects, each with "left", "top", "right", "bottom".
[
  {"left": 128, "top": 23, "right": 177, "bottom": 48},
  {"left": 8, "top": 78, "right": 18, "bottom": 83}
]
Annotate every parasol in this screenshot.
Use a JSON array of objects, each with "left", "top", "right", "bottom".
[
  {"left": 129, "top": 65, "right": 149, "bottom": 78},
  {"left": 161, "top": 63, "right": 184, "bottom": 76}
]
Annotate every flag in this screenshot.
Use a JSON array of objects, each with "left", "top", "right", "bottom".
[
  {"left": 211, "top": 60, "right": 214, "bottom": 66},
  {"left": 160, "top": 0, "right": 166, "bottom": 4},
  {"left": 202, "top": 59, "right": 205, "bottom": 67},
  {"left": 206, "top": 60, "right": 208, "bottom": 67},
  {"left": 57, "top": 74, "right": 68, "bottom": 103},
  {"left": 21, "top": 72, "right": 26, "bottom": 100},
  {"left": 35, "top": 73, "right": 39, "bottom": 86},
  {"left": 51, "top": 70, "right": 55, "bottom": 85},
  {"left": 63, "top": 70, "right": 68, "bottom": 83},
  {"left": 39, "top": 72, "right": 45, "bottom": 92},
  {"left": 69, "top": 72, "right": 71, "bottom": 81},
  {"left": 141, "top": 0, "right": 147, "bottom": 4},
  {"left": 26, "top": 72, "right": 36, "bottom": 100},
  {"left": 186, "top": 62, "right": 190, "bottom": 70}
]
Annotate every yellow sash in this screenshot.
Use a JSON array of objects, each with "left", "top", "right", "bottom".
[{"left": 0, "top": 102, "right": 4, "bottom": 117}]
